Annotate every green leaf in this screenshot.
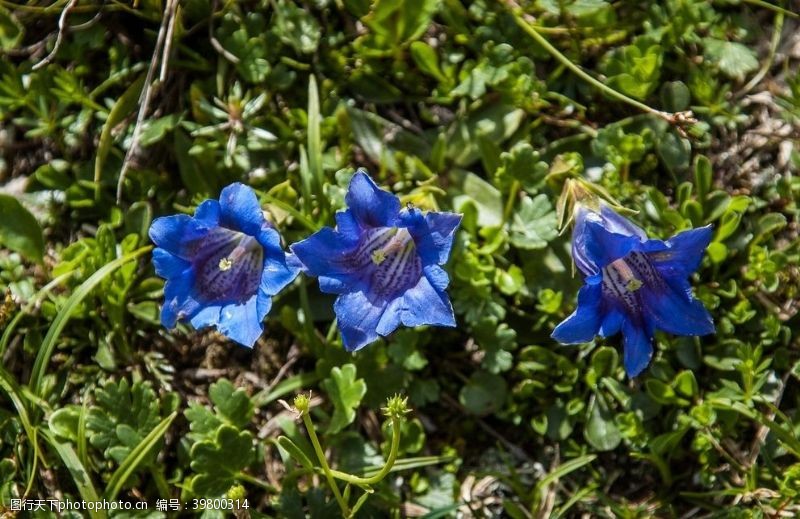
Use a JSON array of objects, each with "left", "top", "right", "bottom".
[
  {"left": 321, "top": 364, "right": 367, "bottom": 434},
  {"left": 105, "top": 412, "right": 176, "bottom": 501},
  {"left": 645, "top": 379, "right": 687, "bottom": 406},
  {"left": 410, "top": 41, "right": 447, "bottom": 82},
  {"left": 694, "top": 155, "right": 713, "bottom": 201},
  {"left": 446, "top": 103, "right": 525, "bottom": 167},
  {"left": 656, "top": 131, "right": 690, "bottom": 174},
  {"left": 30, "top": 246, "right": 150, "bottom": 396},
  {"left": 86, "top": 379, "right": 166, "bottom": 464},
  {"left": 753, "top": 213, "right": 787, "bottom": 243},
  {"left": 362, "top": 0, "right": 439, "bottom": 47},
  {"left": 510, "top": 194, "right": 558, "bottom": 250},
  {"left": 454, "top": 172, "right": 503, "bottom": 228},
  {"left": 273, "top": 0, "right": 321, "bottom": 54},
  {"left": 209, "top": 379, "right": 255, "bottom": 429},
  {"left": 0, "top": 194, "right": 44, "bottom": 263},
  {"left": 0, "top": 6, "right": 23, "bottom": 51},
  {"left": 459, "top": 371, "right": 507, "bottom": 415},
  {"left": 40, "top": 430, "right": 105, "bottom": 519},
  {"left": 190, "top": 425, "right": 255, "bottom": 497},
  {"left": 584, "top": 397, "right": 621, "bottom": 451},
  {"left": 94, "top": 73, "right": 146, "bottom": 196},
  {"left": 702, "top": 38, "right": 758, "bottom": 80},
  {"left": 138, "top": 113, "right": 182, "bottom": 147},
  {"left": 276, "top": 436, "right": 315, "bottom": 471},
  {"left": 673, "top": 371, "right": 698, "bottom": 398},
  {"left": 49, "top": 405, "right": 82, "bottom": 442},
  {"left": 660, "top": 81, "right": 691, "bottom": 112}
]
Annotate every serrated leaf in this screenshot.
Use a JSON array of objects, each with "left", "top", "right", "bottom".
[
  {"left": 86, "top": 379, "right": 165, "bottom": 464},
  {"left": 190, "top": 425, "right": 255, "bottom": 497},
  {"left": 702, "top": 38, "right": 758, "bottom": 80},
  {"left": 209, "top": 379, "right": 254, "bottom": 429},
  {"left": 510, "top": 194, "right": 558, "bottom": 249},
  {"left": 321, "top": 364, "right": 367, "bottom": 434}
]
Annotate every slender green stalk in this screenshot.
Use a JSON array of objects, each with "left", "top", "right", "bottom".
[
  {"left": 330, "top": 416, "right": 402, "bottom": 486},
  {"left": 741, "top": 0, "right": 798, "bottom": 18},
  {"left": 738, "top": 8, "right": 785, "bottom": 96},
  {"left": 236, "top": 472, "right": 278, "bottom": 492},
  {"left": 503, "top": 180, "right": 521, "bottom": 224},
  {"left": 505, "top": 3, "right": 676, "bottom": 122},
  {"left": 301, "top": 413, "right": 350, "bottom": 516}
]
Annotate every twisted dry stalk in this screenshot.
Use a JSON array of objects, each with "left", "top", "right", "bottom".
[{"left": 115, "top": 0, "right": 179, "bottom": 203}]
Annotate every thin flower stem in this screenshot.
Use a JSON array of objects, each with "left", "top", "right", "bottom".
[
  {"left": 503, "top": 180, "right": 521, "bottom": 224},
  {"left": 329, "top": 416, "right": 402, "bottom": 486},
  {"left": 301, "top": 413, "right": 350, "bottom": 516},
  {"left": 504, "top": 2, "right": 675, "bottom": 122}
]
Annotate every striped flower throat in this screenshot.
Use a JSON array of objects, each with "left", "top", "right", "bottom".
[
  {"left": 195, "top": 229, "right": 263, "bottom": 303},
  {"left": 358, "top": 227, "right": 421, "bottom": 300},
  {"left": 601, "top": 252, "right": 659, "bottom": 312}
]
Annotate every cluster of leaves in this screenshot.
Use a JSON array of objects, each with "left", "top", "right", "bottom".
[{"left": 1, "top": 0, "right": 799, "bottom": 517}]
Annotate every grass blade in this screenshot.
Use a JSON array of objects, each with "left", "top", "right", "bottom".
[
  {"left": 30, "top": 246, "right": 151, "bottom": 396},
  {"left": 40, "top": 430, "right": 106, "bottom": 519},
  {"left": 94, "top": 73, "right": 147, "bottom": 200}
]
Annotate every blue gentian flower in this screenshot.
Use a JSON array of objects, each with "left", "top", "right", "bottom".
[
  {"left": 552, "top": 203, "right": 715, "bottom": 377},
  {"left": 290, "top": 171, "right": 461, "bottom": 351},
  {"left": 149, "top": 183, "right": 299, "bottom": 347}
]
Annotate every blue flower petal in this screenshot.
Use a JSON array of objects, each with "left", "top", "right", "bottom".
[
  {"left": 400, "top": 208, "right": 462, "bottom": 265},
  {"left": 162, "top": 288, "right": 202, "bottom": 329},
  {"left": 153, "top": 248, "right": 191, "bottom": 279},
  {"left": 572, "top": 205, "right": 645, "bottom": 275},
  {"left": 149, "top": 215, "right": 203, "bottom": 257},
  {"left": 335, "top": 210, "right": 363, "bottom": 238},
  {"left": 622, "top": 319, "right": 653, "bottom": 377},
  {"left": 345, "top": 171, "right": 401, "bottom": 228},
  {"left": 190, "top": 305, "right": 222, "bottom": 329},
  {"left": 582, "top": 220, "right": 642, "bottom": 271},
  {"left": 260, "top": 255, "right": 299, "bottom": 296},
  {"left": 642, "top": 278, "right": 715, "bottom": 336},
  {"left": 195, "top": 199, "right": 221, "bottom": 226},
  {"left": 291, "top": 228, "right": 360, "bottom": 293},
  {"left": 424, "top": 264, "right": 450, "bottom": 292},
  {"left": 399, "top": 275, "right": 456, "bottom": 328},
  {"left": 599, "top": 307, "right": 624, "bottom": 337},
  {"left": 334, "top": 291, "right": 385, "bottom": 351},
  {"left": 218, "top": 296, "right": 262, "bottom": 348},
  {"left": 219, "top": 183, "right": 265, "bottom": 235},
  {"left": 647, "top": 225, "right": 713, "bottom": 279},
  {"left": 375, "top": 297, "right": 403, "bottom": 336},
  {"left": 599, "top": 204, "right": 647, "bottom": 240},
  {"left": 551, "top": 281, "right": 603, "bottom": 343}
]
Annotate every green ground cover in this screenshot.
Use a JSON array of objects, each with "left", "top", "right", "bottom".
[{"left": 1, "top": 0, "right": 799, "bottom": 517}]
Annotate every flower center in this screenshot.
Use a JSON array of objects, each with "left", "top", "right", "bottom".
[
  {"left": 607, "top": 257, "right": 642, "bottom": 293},
  {"left": 194, "top": 229, "right": 263, "bottom": 303},
  {"left": 601, "top": 252, "right": 661, "bottom": 314},
  {"left": 370, "top": 228, "right": 414, "bottom": 266},
  {"left": 345, "top": 226, "right": 422, "bottom": 301}
]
